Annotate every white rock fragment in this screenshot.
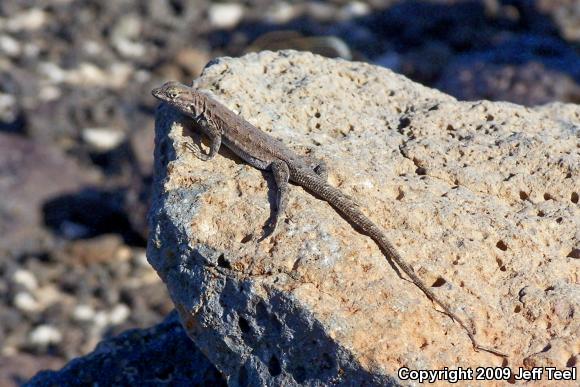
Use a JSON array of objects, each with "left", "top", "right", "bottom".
[
  {"left": 0, "top": 35, "right": 21, "bottom": 56},
  {"left": 82, "top": 127, "right": 126, "bottom": 152},
  {"left": 113, "top": 39, "right": 146, "bottom": 58},
  {"left": 29, "top": 325, "right": 62, "bottom": 347},
  {"left": 73, "top": 304, "right": 96, "bottom": 322},
  {"left": 38, "top": 62, "right": 67, "bottom": 83},
  {"left": 3, "top": 9, "right": 47, "bottom": 32},
  {"left": 83, "top": 40, "right": 103, "bottom": 56},
  {"left": 265, "top": 2, "right": 295, "bottom": 24},
  {"left": 39, "top": 85, "right": 62, "bottom": 101},
  {"left": 112, "top": 15, "right": 145, "bottom": 59},
  {"left": 208, "top": 3, "right": 244, "bottom": 28},
  {"left": 93, "top": 311, "right": 109, "bottom": 328},
  {"left": 0, "top": 93, "right": 17, "bottom": 121},
  {"left": 14, "top": 292, "right": 39, "bottom": 312},
  {"left": 109, "top": 304, "right": 130, "bottom": 325},
  {"left": 13, "top": 269, "right": 38, "bottom": 291},
  {"left": 340, "top": 1, "right": 370, "bottom": 18}
]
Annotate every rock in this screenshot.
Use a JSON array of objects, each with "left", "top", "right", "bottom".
[
  {"left": 28, "top": 325, "right": 62, "bottom": 349},
  {"left": 82, "top": 127, "right": 126, "bottom": 152},
  {"left": 436, "top": 35, "right": 580, "bottom": 106},
  {"left": 0, "top": 133, "right": 100, "bottom": 256},
  {"left": 26, "top": 312, "right": 225, "bottom": 386},
  {"left": 0, "top": 353, "right": 64, "bottom": 387},
  {"left": 437, "top": 60, "right": 580, "bottom": 106},
  {"left": 208, "top": 3, "right": 244, "bottom": 29},
  {"left": 148, "top": 51, "right": 579, "bottom": 385}
]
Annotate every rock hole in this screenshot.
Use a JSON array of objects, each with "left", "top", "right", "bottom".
[
  {"left": 238, "top": 316, "right": 251, "bottom": 333},
  {"left": 396, "top": 189, "right": 404, "bottom": 201},
  {"left": 315, "top": 123, "right": 320, "bottom": 129},
  {"left": 537, "top": 210, "right": 545, "bottom": 217},
  {"left": 486, "top": 114, "right": 494, "bottom": 121},
  {"left": 217, "top": 254, "right": 231, "bottom": 269},
  {"left": 519, "top": 191, "right": 529, "bottom": 200},
  {"left": 496, "top": 240, "right": 508, "bottom": 251},
  {"left": 507, "top": 371, "right": 516, "bottom": 384},
  {"left": 268, "top": 355, "right": 282, "bottom": 376},
  {"left": 565, "top": 172, "right": 572, "bottom": 178},
  {"left": 541, "top": 343, "right": 552, "bottom": 352},
  {"left": 566, "top": 249, "right": 580, "bottom": 259},
  {"left": 556, "top": 217, "right": 563, "bottom": 224},
  {"left": 240, "top": 234, "right": 253, "bottom": 243},
  {"left": 388, "top": 90, "right": 395, "bottom": 96},
  {"left": 314, "top": 112, "right": 321, "bottom": 118},
  {"left": 514, "top": 305, "right": 521, "bottom": 313},
  {"left": 566, "top": 355, "right": 577, "bottom": 367},
  {"left": 397, "top": 117, "right": 410, "bottom": 131},
  {"left": 543, "top": 193, "right": 553, "bottom": 200},
  {"left": 446, "top": 124, "right": 454, "bottom": 131},
  {"left": 571, "top": 192, "right": 579, "bottom": 203},
  {"left": 431, "top": 277, "right": 446, "bottom": 287},
  {"left": 544, "top": 286, "right": 555, "bottom": 292},
  {"left": 415, "top": 166, "right": 427, "bottom": 175}
]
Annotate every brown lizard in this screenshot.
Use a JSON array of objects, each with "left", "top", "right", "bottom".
[{"left": 152, "top": 81, "right": 507, "bottom": 357}]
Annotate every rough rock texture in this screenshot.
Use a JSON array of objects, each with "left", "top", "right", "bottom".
[
  {"left": 148, "top": 51, "right": 579, "bottom": 385},
  {"left": 26, "top": 312, "right": 225, "bottom": 386}
]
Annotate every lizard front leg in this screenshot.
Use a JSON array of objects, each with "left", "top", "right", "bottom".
[{"left": 184, "top": 116, "right": 222, "bottom": 161}]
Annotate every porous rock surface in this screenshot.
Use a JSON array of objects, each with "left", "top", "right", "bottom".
[{"left": 148, "top": 51, "right": 579, "bottom": 385}]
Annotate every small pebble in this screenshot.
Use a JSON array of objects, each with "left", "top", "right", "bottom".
[
  {"left": 109, "top": 304, "right": 130, "bottom": 325},
  {"left": 73, "top": 305, "right": 96, "bottom": 322},
  {"left": 82, "top": 127, "right": 126, "bottom": 152},
  {"left": 29, "top": 325, "right": 62, "bottom": 347},
  {"left": 13, "top": 269, "right": 38, "bottom": 291},
  {"left": 5, "top": 9, "right": 48, "bottom": 32},
  {"left": 208, "top": 3, "right": 244, "bottom": 29},
  {"left": 14, "top": 292, "right": 40, "bottom": 312}
]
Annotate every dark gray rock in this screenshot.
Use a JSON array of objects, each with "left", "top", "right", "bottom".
[{"left": 25, "top": 312, "right": 225, "bottom": 387}]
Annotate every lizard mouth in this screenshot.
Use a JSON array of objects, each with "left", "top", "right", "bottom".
[{"left": 151, "top": 87, "right": 164, "bottom": 100}]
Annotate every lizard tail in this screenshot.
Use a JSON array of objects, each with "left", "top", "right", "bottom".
[{"left": 290, "top": 167, "right": 507, "bottom": 357}]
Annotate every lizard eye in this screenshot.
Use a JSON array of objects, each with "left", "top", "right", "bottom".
[{"left": 167, "top": 91, "right": 178, "bottom": 99}]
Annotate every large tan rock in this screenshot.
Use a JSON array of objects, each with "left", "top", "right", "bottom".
[{"left": 148, "top": 51, "right": 579, "bottom": 385}]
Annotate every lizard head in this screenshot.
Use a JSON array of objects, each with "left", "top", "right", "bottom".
[
  {"left": 152, "top": 81, "right": 201, "bottom": 115},
  {"left": 151, "top": 81, "right": 188, "bottom": 102}
]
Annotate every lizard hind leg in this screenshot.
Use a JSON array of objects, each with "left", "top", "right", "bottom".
[{"left": 261, "top": 159, "right": 290, "bottom": 239}]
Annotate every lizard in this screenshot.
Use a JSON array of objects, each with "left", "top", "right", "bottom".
[{"left": 152, "top": 81, "right": 507, "bottom": 357}]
